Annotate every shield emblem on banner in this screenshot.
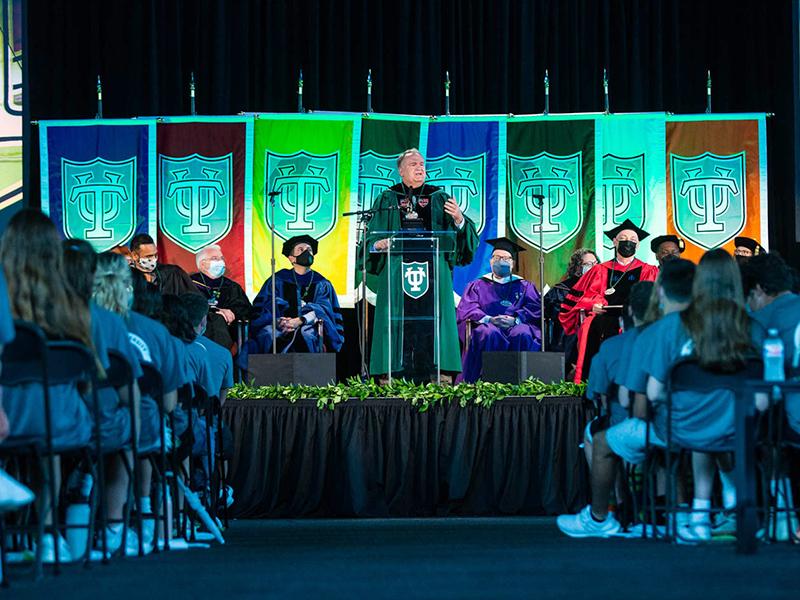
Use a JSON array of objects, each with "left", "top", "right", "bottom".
[
  {"left": 601, "top": 154, "right": 645, "bottom": 251},
  {"left": 159, "top": 153, "right": 234, "bottom": 252},
  {"left": 358, "top": 150, "right": 399, "bottom": 209},
  {"left": 266, "top": 151, "right": 339, "bottom": 241},
  {"left": 402, "top": 261, "right": 429, "bottom": 299},
  {"left": 508, "top": 152, "right": 583, "bottom": 252},
  {"left": 427, "top": 153, "right": 486, "bottom": 233},
  {"left": 61, "top": 157, "right": 137, "bottom": 252},
  {"left": 671, "top": 152, "right": 746, "bottom": 249}
]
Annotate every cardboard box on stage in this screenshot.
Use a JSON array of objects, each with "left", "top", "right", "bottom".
[
  {"left": 481, "top": 351, "right": 565, "bottom": 384},
  {"left": 247, "top": 353, "right": 337, "bottom": 386}
]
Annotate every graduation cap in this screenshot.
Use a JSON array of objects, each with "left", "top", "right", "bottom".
[
  {"left": 734, "top": 237, "right": 764, "bottom": 256},
  {"left": 650, "top": 234, "right": 685, "bottom": 254},
  {"left": 281, "top": 234, "right": 318, "bottom": 257},
  {"left": 604, "top": 218, "right": 649, "bottom": 242},
  {"left": 486, "top": 237, "right": 526, "bottom": 259}
]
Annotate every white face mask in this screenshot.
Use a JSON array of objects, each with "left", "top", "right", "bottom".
[
  {"left": 138, "top": 257, "right": 157, "bottom": 272},
  {"left": 207, "top": 260, "right": 226, "bottom": 278},
  {"left": 581, "top": 264, "right": 593, "bottom": 275}
]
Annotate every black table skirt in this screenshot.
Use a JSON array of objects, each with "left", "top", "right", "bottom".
[{"left": 222, "top": 396, "right": 594, "bottom": 518}]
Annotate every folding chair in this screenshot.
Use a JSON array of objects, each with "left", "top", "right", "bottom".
[
  {"left": 0, "top": 322, "right": 101, "bottom": 581},
  {"left": 660, "top": 357, "right": 763, "bottom": 543}
]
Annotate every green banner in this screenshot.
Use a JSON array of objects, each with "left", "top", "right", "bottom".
[
  {"left": 595, "top": 114, "right": 666, "bottom": 262},
  {"left": 251, "top": 115, "right": 360, "bottom": 301},
  {"left": 505, "top": 118, "right": 595, "bottom": 287}
]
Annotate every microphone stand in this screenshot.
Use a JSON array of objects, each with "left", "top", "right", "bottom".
[
  {"left": 267, "top": 191, "right": 281, "bottom": 354},
  {"left": 530, "top": 193, "right": 547, "bottom": 352},
  {"left": 342, "top": 204, "right": 400, "bottom": 379}
]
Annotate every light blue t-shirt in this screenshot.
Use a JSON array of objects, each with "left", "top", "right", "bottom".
[
  {"left": 126, "top": 311, "right": 189, "bottom": 394},
  {"left": 183, "top": 338, "right": 217, "bottom": 398},
  {"left": 196, "top": 335, "right": 234, "bottom": 397}
]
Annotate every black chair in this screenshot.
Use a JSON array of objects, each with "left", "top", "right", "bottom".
[
  {"left": 97, "top": 348, "right": 142, "bottom": 558},
  {"left": 657, "top": 357, "right": 763, "bottom": 544},
  {"left": 137, "top": 363, "right": 171, "bottom": 553},
  {"left": 0, "top": 322, "right": 101, "bottom": 581}
]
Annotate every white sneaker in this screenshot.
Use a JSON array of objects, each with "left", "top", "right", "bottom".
[
  {"left": 124, "top": 530, "right": 153, "bottom": 556},
  {"left": 96, "top": 524, "right": 124, "bottom": 555},
  {"left": 712, "top": 511, "right": 737, "bottom": 535},
  {"left": 0, "top": 469, "right": 35, "bottom": 510},
  {"left": 676, "top": 522, "right": 712, "bottom": 544},
  {"left": 556, "top": 505, "right": 621, "bottom": 538},
  {"left": 39, "top": 533, "right": 73, "bottom": 564}
]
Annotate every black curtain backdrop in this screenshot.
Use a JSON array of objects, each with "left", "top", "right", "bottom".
[
  {"left": 25, "top": 1, "right": 798, "bottom": 304},
  {"left": 223, "top": 396, "right": 593, "bottom": 517}
]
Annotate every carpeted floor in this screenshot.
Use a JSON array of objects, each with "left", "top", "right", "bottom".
[{"left": 8, "top": 517, "right": 799, "bottom": 599}]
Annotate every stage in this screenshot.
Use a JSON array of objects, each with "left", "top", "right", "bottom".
[{"left": 222, "top": 395, "right": 593, "bottom": 518}]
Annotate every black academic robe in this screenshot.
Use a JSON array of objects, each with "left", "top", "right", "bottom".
[
  {"left": 148, "top": 263, "right": 200, "bottom": 297},
  {"left": 190, "top": 273, "right": 254, "bottom": 352}
]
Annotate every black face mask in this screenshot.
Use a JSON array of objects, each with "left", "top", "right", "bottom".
[
  {"left": 617, "top": 240, "right": 637, "bottom": 258},
  {"left": 659, "top": 253, "right": 679, "bottom": 265},
  {"left": 295, "top": 249, "right": 314, "bottom": 267}
]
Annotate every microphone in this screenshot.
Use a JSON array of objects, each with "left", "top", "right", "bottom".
[{"left": 267, "top": 191, "right": 281, "bottom": 197}]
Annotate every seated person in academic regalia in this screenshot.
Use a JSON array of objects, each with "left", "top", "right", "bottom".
[
  {"left": 456, "top": 237, "right": 541, "bottom": 383},
  {"left": 559, "top": 219, "right": 659, "bottom": 383},
  {"left": 247, "top": 235, "right": 344, "bottom": 355},
  {"left": 130, "top": 233, "right": 199, "bottom": 296},
  {"left": 650, "top": 234, "right": 685, "bottom": 267},
  {"left": 190, "top": 244, "right": 253, "bottom": 354},
  {"left": 733, "top": 236, "right": 765, "bottom": 266}
]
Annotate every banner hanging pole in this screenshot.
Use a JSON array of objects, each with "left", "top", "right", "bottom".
[
  {"left": 544, "top": 69, "right": 550, "bottom": 115},
  {"left": 603, "top": 69, "right": 610, "bottom": 114},
  {"left": 367, "top": 69, "right": 373, "bottom": 113},
  {"left": 706, "top": 70, "right": 712, "bottom": 114},
  {"left": 95, "top": 75, "right": 103, "bottom": 119},
  {"left": 190, "top": 72, "right": 196, "bottom": 116},
  {"left": 444, "top": 71, "right": 451, "bottom": 116},
  {"left": 297, "top": 69, "right": 304, "bottom": 113}
]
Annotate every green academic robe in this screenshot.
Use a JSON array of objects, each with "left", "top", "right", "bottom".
[{"left": 362, "top": 185, "right": 478, "bottom": 375}]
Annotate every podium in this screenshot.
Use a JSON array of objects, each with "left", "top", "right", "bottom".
[{"left": 368, "top": 230, "right": 456, "bottom": 383}]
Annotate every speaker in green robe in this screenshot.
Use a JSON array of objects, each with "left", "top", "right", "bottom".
[{"left": 360, "top": 149, "right": 478, "bottom": 380}]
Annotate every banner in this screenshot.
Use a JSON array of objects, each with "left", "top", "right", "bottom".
[
  {"left": 505, "top": 117, "right": 595, "bottom": 288},
  {"left": 156, "top": 117, "right": 252, "bottom": 285},
  {"left": 666, "top": 115, "right": 768, "bottom": 263},
  {"left": 426, "top": 118, "right": 502, "bottom": 295},
  {"left": 250, "top": 115, "right": 360, "bottom": 302},
  {"left": 595, "top": 114, "right": 666, "bottom": 263},
  {"left": 39, "top": 120, "right": 156, "bottom": 251}
]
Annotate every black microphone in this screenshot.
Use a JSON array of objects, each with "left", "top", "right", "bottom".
[{"left": 266, "top": 191, "right": 281, "bottom": 197}]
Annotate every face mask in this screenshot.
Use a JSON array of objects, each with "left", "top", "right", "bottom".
[
  {"left": 617, "top": 240, "right": 636, "bottom": 258},
  {"left": 138, "top": 257, "right": 157, "bottom": 272},
  {"left": 295, "top": 249, "right": 314, "bottom": 267},
  {"left": 659, "top": 253, "right": 678, "bottom": 265},
  {"left": 581, "top": 264, "right": 593, "bottom": 275},
  {"left": 207, "top": 260, "right": 226, "bottom": 278},
  {"left": 492, "top": 261, "right": 512, "bottom": 278}
]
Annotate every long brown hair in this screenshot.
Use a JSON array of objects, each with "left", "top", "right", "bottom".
[
  {"left": 680, "top": 249, "right": 752, "bottom": 371},
  {"left": 0, "top": 209, "right": 94, "bottom": 350}
]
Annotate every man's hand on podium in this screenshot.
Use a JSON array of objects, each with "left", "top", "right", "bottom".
[{"left": 374, "top": 238, "right": 391, "bottom": 251}]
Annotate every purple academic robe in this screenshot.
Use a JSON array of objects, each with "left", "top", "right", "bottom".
[{"left": 456, "top": 275, "right": 542, "bottom": 383}]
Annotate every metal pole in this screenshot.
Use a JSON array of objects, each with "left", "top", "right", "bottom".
[
  {"left": 297, "top": 69, "right": 304, "bottom": 113},
  {"left": 367, "top": 69, "right": 373, "bottom": 113},
  {"left": 603, "top": 68, "right": 610, "bottom": 114},
  {"left": 444, "top": 71, "right": 451, "bottom": 116},
  {"left": 190, "top": 72, "right": 196, "bottom": 116},
  {"left": 95, "top": 75, "right": 103, "bottom": 119},
  {"left": 706, "top": 70, "right": 712, "bottom": 114},
  {"left": 269, "top": 192, "right": 278, "bottom": 354},
  {"left": 543, "top": 69, "right": 550, "bottom": 115}
]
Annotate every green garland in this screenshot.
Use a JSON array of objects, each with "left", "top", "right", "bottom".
[{"left": 228, "top": 377, "right": 586, "bottom": 412}]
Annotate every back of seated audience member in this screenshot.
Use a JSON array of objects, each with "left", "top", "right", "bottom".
[
  {"left": 0, "top": 209, "right": 96, "bottom": 561},
  {"left": 583, "top": 280, "right": 654, "bottom": 468},
  {"left": 558, "top": 249, "right": 752, "bottom": 543}
]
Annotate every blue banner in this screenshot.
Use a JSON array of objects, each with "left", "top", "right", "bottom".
[
  {"left": 425, "top": 119, "right": 501, "bottom": 296},
  {"left": 39, "top": 120, "right": 156, "bottom": 251}
]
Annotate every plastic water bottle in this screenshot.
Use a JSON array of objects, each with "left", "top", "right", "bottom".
[{"left": 763, "top": 328, "right": 785, "bottom": 382}]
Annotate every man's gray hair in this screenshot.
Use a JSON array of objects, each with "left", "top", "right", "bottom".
[
  {"left": 196, "top": 244, "right": 223, "bottom": 269},
  {"left": 397, "top": 148, "right": 423, "bottom": 169}
]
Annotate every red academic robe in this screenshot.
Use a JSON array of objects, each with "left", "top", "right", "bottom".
[{"left": 559, "top": 258, "right": 659, "bottom": 382}]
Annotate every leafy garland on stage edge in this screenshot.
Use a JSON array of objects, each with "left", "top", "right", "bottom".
[{"left": 227, "top": 378, "right": 586, "bottom": 411}]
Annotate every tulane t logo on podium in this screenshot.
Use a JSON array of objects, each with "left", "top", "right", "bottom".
[
  {"left": 671, "top": 151, "right": 746, "bottom": 249},
  {"left": 159, "top": 153, "right": 234, "bottom": 252},
  {"left": 266, "top": 151, "right": 339, "bottom": 240},
  {"left": 61, "top": 156, "right": 137, "bottom": 252},
  {"left": 508, "top": 151, "right": 583, "bottom": 253},
  {"left": 402, "top": 261, "right": 429, "bottom": 299}
]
